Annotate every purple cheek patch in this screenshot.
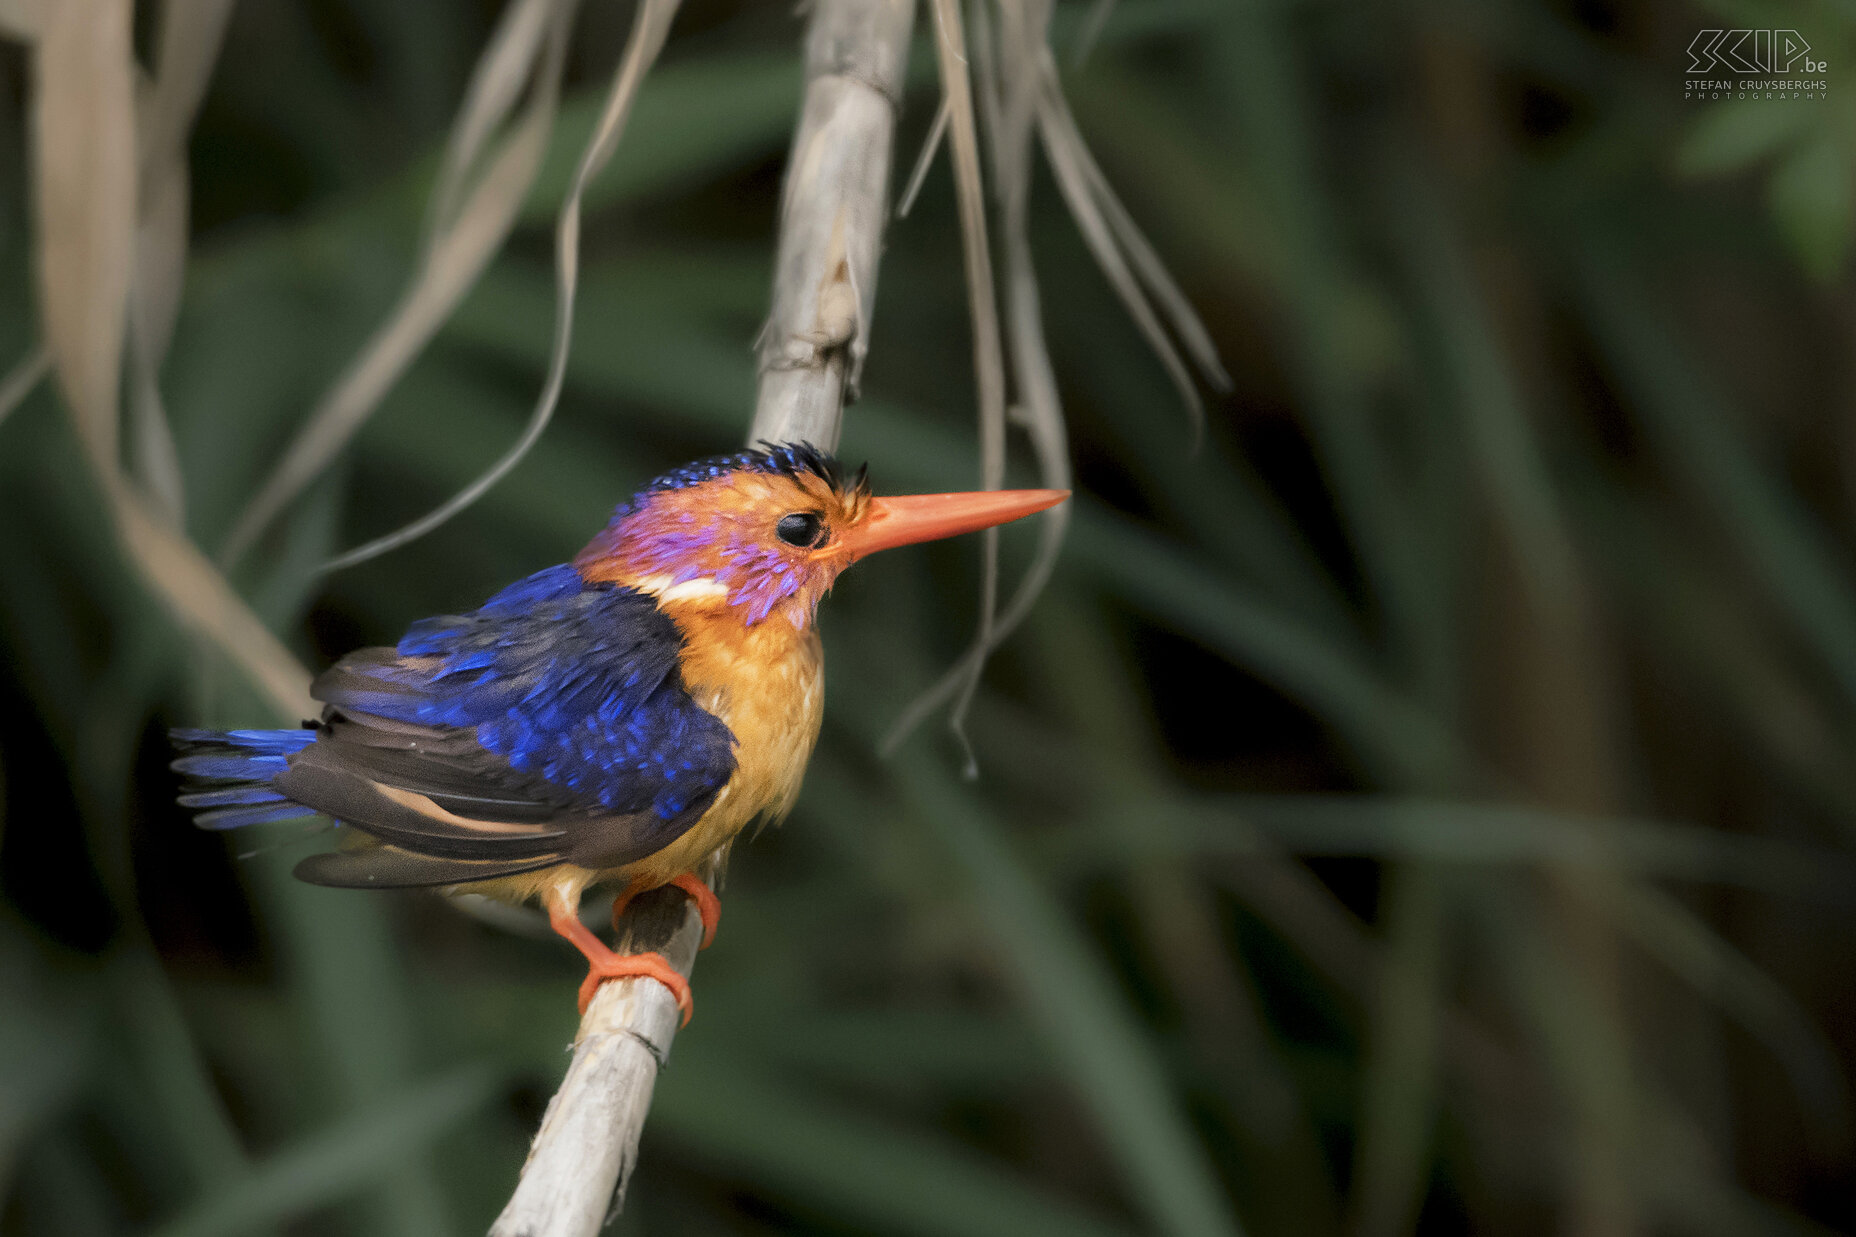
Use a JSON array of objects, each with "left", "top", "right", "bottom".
[{"left": 611, "top": 498, "right": 820, "bottom": 627}]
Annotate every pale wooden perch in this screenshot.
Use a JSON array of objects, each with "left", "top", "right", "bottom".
[
  {"left": 750, "top": 0, "right": 916, "bottom": 453},
  {"left": 489, "top": 1, "right": 915, "bottom": 1232}
]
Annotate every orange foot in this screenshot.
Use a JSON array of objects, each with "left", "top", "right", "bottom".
[
  {"left": 546, "top": 894, "right": 693, "bottom": 1024},
  {"left": 612, "top": 872, "right": 721, "bottom": 950}
]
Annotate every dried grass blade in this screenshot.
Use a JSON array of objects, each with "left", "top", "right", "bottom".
[
  {"left": 220, "top": 0, "right": 576, "bottom": 568},
  {"left": 128, "top": 326, "right": 187, "bottom": 524},
  {"left": 1037, "top": 59, "right": 1228, "bottom": 393},
  {"left": 1070, "top": 0, "right": 1118, "bottom": 67},
  {"left": 0, "top": 344, "right": 50, "bottom": 428},
  {"left": 429, "top": 0, "right": 559, "bottom": 238},
  {"left": 131, "top": 0, "right": 233, "bottom": 368},
  {"left": 33, "top": 0, "right": 136, "bottom": 467},
  {"left": 139, "top": 0, "right": 235, "bottom": 164},
  {"left": 920, "top": 0, "right": 1008, "bottom": 773},
  {"left": 880, "top": 280, "right": 1072, "bottom": 752},
  {"left": 896, "top": 95, "right": 950, "bottom": 218},
  {"left": 970, "top": 251, "right": 1072, "bottom": 642},
  {"left": 125, "top": 0, "right": 237, "bottom": 525},
  {"left": 885, "top": 0, "right": 1071, "bottom": 754},
  {"left": 0, "top": 1, "right": 42, "bottom": 39},
  {"left": 25, "top": 0, "right": 314, "bottom": 720},
  {"left": 1035, "top": 75, "right": 1203, "bottom": 435},
  {"left": 966, "top": 0, "right": 1003, "bottom": 183},
  {"left": 128, "top": 122, "right": 190, "bottom": 398},
  {"left": 968, "top": 0, "right": 1068, "bottom": 639},
  {"left": 323, "top": 0, "right": 682, "bottom": 572},
  {"left": 932, "top": 0, "right": 1007, "bottom": 489},
  {"left": 110, "top": 466, "right": 318, "bottom": 718}
]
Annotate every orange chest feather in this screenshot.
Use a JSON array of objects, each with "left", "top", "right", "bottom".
[{"left": 674, "top": 614, "right": 824, "bottom": 831}]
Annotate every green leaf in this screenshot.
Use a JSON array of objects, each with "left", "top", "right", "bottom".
[
  {"left": 1617, "top": 884, "right": 1849, "bottom": 1146},
  {"left": 1767, "top": 129, "right": 1854, "bottom": 282},
  {"left": 521, "top": 52, "right": 801, "bottom": 223},
  {"left": 1069, "top": 507, "right": 1471, "bottom": 788},
  {"left": 1677, "top": 102, "right": 1812, "bottom": 177},
  {"left": 895, "top": 756, "right": 1249, "bottom": 1237},
  {"left": 0, "top": 938, "right": 91, "bottom": 1203},
  {"left": 1346, "top": 865, "right": 1445, "bottom": 1237},
  {"left": 654, "top": 1048, "right": 1138, "bottom": 1237},
  {"left": 1043, "top": 795, "right": 1856, "bottom": 903},
  {"left": 148, "top": 1066, "right": 499, "bottom": 1237},
  {"left": 1573, "top": 252, "right": 1856, "bottom": 726}
]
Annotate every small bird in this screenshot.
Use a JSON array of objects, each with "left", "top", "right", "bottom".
[{"left": 174, "top": 444, "right": 1065, "bottom": 1021}]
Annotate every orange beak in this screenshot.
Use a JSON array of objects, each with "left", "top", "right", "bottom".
[{"left": 837, "top": 488, "right": 1069, "bottom": 561}]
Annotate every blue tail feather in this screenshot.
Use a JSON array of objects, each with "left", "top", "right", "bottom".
[
  {"left": 170, "top": 727, "right": 317, "bottom": 830},
  {"left": 172, "top": 752, "right": 292, "bottom": 780},
  {"left": 195, "top": 802, "right": 319, "bottom": 830},
  {"left": 178, "top": 785, "right": 288, "bottom": 809}
]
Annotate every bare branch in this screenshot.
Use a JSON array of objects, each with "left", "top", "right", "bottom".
[
  {"left": 489, "top": 885, "right": 702, "bottom": 1237},
  {"left": 749, "top": 0, "right": 916, "bottom": 451},
  {"left": 491, "top": 3, "right": 915, "bottom": 1233}
]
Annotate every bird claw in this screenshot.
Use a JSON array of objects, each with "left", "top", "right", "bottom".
[
  {"left": 556, "top": 875, "right": 718, "bottom": 1024},
  {"left": 612, "top": 873, "right": 721, "bottom": 950},
  {"left": 577, "top": 950, "right": 692, "bottom": 1025},
  {"left": 549, "top": 892, "right": 695, "bottom": 1025},
  {"left": 667, "top": 873, "right": 720, "bottom": 949}
]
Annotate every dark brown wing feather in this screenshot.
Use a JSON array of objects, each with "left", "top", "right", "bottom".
[
  {"left": 293, "top": 844, "right": 565, "bottom": 889},
  {"left": 272, "top": 750, "right": 566, "bottom": 860},
  {"left": 311, "top": 713, "right": 564, "bottom": 823}
]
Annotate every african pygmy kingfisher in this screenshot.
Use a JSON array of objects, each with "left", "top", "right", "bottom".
[{"left": 173, "top": 444, "right": 1067, "bottom": 1022}]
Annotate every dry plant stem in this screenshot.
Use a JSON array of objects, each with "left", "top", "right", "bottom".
[
  {"left": 0, "top": 343, "right": 50, "bottom": 427},
  {"left": 323, "top": 0, "right": 673, "bottom": 574},
  {"left": 494, "top": 2, "right": 914, "bottom": 1233},
  {"left": 882, "top": 0, "right": 1073, "bottom": 755},
  {"left": 128, "top": 0, "right": 236, "bottom": 527},
  {"left": 924, "top": 0, "right": 1008, "bottom": 771},
  {"left": 886, "top": 0, "right": 1228, "bottom": 757},
  {"left": 219, "top": 0, "right": 581, "bottom": 570},
  {"left": 748, "top": 0, "right": 916, "bottom": 451},
  {"left": 490, "top": 886, "right": 701, "bottom": 1236},
  {"left": 13, "top": 0, "right": 319, "bottom": 721}
]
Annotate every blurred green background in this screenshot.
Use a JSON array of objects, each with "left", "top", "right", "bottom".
[{"left": 3, "top": 0, "right": 1856, "bottom": 1233}]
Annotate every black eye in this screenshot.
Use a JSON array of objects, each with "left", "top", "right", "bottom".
[{"left": 776, "top": 512, "right": 826, "bottom": 547}]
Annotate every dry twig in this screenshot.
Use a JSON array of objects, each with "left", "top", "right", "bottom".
[
  {"left": 881, "top": 0, "right": 1224, "bottom": 764},
  {"left": 218, "top": 0, "right": 582, "bottom": 569},
  {"left": 490, "top": 2, "right": 914, "bottom": 1232},
  {"left": 324, "top": 0, "right": 681, "bottom": 573},
  {"left": 749, "top": 0, "right": 916, "bottom": 450},
  {"left": 7, "top": 0, "right": 318, "bottom": 721}
]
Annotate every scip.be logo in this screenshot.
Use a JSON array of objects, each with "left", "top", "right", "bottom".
[{"left": 1687, "top": 30, "right": 1824, "bottom": 74}]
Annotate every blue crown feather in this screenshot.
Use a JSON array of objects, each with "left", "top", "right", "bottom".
[{"left": 611, "top": 442, "right": 862, "bottom": 519}]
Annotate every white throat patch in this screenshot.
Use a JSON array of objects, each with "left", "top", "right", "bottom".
[{"left": 637, "top": 574, "right": 731, "bottom": 604}]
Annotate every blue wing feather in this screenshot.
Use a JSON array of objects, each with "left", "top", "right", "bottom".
[
  {"left": 337, "top": 566, "right": 735, "bottom": 820},
  {"left": 174, "top": 566, "right": 738, "bottom": 882}
]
